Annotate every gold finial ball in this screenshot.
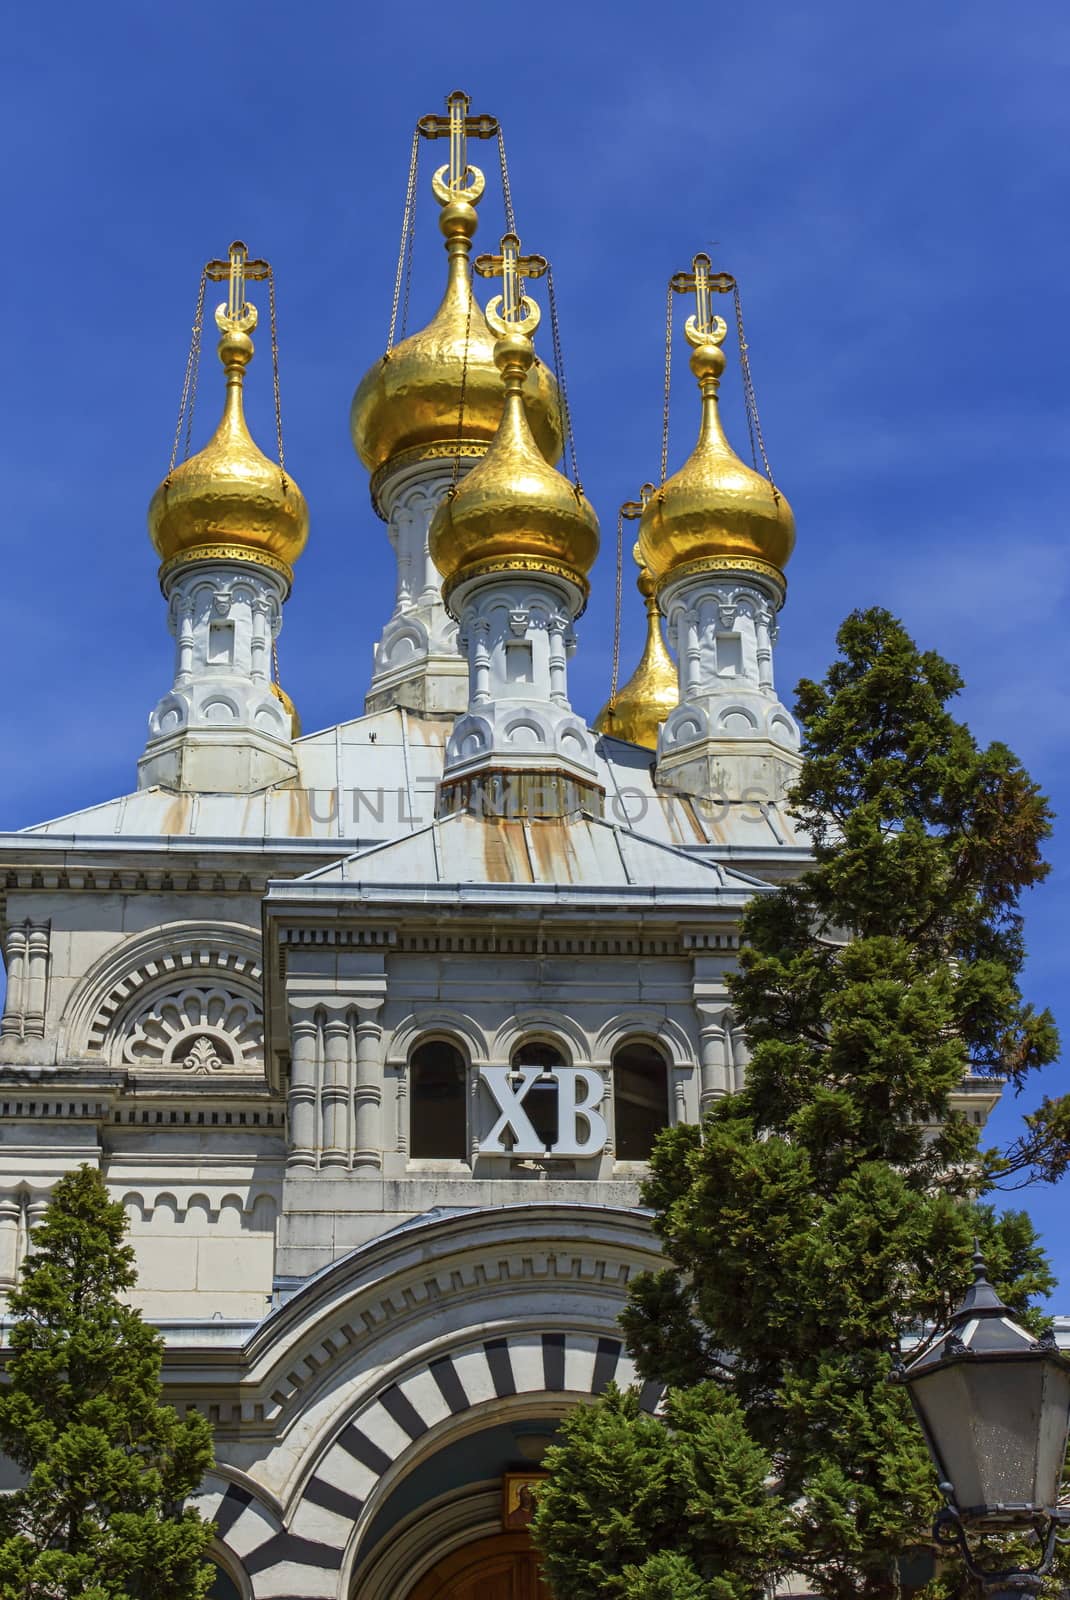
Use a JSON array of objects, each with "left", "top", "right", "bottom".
[
  {"left": 218, "top": 326, "right": 254, "bottom": 369},
  {"left": 690, "top": 341, "right": 726, "bottom": 384},
  {"left": 440, "top": 198, "right": 479, "bottom": 241},
  {"left": 636, "top": 554, "right": 657, "bottom": 600},
  {"left": 493, "top": 329, "right": 536, "bottom": 379}
]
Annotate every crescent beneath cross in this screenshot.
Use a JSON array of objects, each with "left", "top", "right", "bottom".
[
  {"left": 432, "top": 163, "right": 486, "bottom": 207},
  {"left": 215, "top": 301, "right": 258, "bottom": 335},
  {"left": 485, "top": 295, "right": 542, "bottom": 339},
  {"left": 684, "top": 313, "right": 727, "bottom": 348}
]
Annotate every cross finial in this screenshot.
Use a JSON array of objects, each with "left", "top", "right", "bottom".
[
  {"left": 418, "top": 89, "right": 499, "bottom": 208},
  {"left": 474, "top": 232, "right": 547, "bottom": 337},
  {"left": 669, "top": 252, "right": 735, "bottom": 349},
  {"left": 206, "top": 240, "right": 270, "bottom": 334}
]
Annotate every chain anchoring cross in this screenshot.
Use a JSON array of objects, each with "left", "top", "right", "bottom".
[
  {"left": 475, "top": 232, "right": 547, "bottom": 336},
  {"left": 419, "top": 89, "right": 499, "bottom": 205},
  {"left": 206, "top": 240, "right": 270, "bottom": 334},
  {"left": 670, "top": 251, "right": 735, "bottom": 348}
]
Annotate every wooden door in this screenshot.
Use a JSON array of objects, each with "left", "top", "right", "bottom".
[{"left": 405, "top": 1531, "right": 550, "bottom": 1600}]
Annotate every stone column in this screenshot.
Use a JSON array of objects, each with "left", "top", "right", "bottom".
[
  {"left": 23, "top": 925, "right": 50, "bottom": 1040},
  {"left": 287, "top": 1015, "right": 319, "bottom": 1169},
  {"left": 697, "top": 1010, "right": 731, "bottom": 1115},
  {"left": 320, "top": 1015, "right": 351, "bottom": 1169},
  {"left": 352, "top": 1002, "right": 385, "bottom": 1172},
  {"left": 0, "top": 1195, "right": 21, "bottom": 1293},
  {"left": 0, "top": 924, "right": 27, "bottom": 1040}
]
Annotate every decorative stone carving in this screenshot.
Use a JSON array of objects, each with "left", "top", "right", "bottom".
[
  {"left": 0, "top": 920, "right": 50, "bottom": 1044},
  {"left": 120, "top": 984, "right": 263, "bottom": 1071}
]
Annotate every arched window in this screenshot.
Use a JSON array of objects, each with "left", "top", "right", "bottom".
[
  {"left": 510, "top": 1041, "right": 564, "bottom": 1152},
  {"left": 612, "top": 1041, "right": 669, "bottom": 1160},
  {"left": 410, "top": 1040, "right": 467, "bottom": 1159}
]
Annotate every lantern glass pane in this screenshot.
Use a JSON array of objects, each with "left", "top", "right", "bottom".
[
  {"left": 912, "top": 1362, "right": 1042, "bottom": 1512},
  {"left": 1036, "top": 1360, "right": 1070, "bottom": 1509}
]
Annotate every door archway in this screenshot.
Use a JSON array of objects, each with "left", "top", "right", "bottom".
[{"left": 404, "top": 1531, "right": 550, "bottom": 1600}]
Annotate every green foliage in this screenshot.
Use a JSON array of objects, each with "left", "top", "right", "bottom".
[
  {"left": 0, "top": 1166, "right": 216, "bottom": 1600},
  {"left": 538, "top": 610, "right": 1065, "bottom": 1600},
  {"left": 532, "top": 1384, "right": 791, "bottom": 1600}
]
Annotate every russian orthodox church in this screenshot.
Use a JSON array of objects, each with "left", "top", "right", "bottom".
[{"left": 0, "top": 93, "right": 1002, "bottom": 1600}]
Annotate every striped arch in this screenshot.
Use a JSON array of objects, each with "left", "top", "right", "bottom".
[{"left": 218, "top": 1331, "right": 663, "bottom": 1599}]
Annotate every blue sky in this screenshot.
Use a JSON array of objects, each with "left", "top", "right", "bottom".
[{"left": 2, "top": 2, "right": 1068, "bottom": 1297}]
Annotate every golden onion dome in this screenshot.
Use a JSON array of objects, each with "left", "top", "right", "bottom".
[
  {"left": 149, "top": 307, "right": 308, "bottom": 590},
  {"left": 429, "top": 314, "right": 599, "bottom": 604},
  {"left": 595, "top": 555, "right": 678, "bottom": 750},
  {"left": 638, "top": 336, "right": 794, "bottom": 597},
  {"left": 350, "top": 196, "right": 563, "bottom": 501}
]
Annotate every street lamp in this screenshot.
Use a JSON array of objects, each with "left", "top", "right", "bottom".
[{"left": 898, "top": 1245, "right": 1070, "bottom": 1598}]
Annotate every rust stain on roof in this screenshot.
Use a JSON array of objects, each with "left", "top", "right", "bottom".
[
  {"left": 286, "top": 785, "right": 314, "bottom": 838},
  {"left": 527, "top": 817, "right": 583, "bottom": 884},
  {"left": 481, "top": 819, "right": 534, "bottom": 884},
  {"left": 159, "top": 794, "right": 192, "bottom": 836}
]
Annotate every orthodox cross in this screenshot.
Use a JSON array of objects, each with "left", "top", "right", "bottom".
[
  {"left": 206, "top": 240, "right": 269, "bottom": 333},
  {"left": 670, "top": 251, "right": 735, "bottom": 347},
  {"left": 475, "top": 232, "right": 547, "bottom": 335},
  {"left": 620, "top": 482, "right": 657, "bottom": 521},
  {"left": 419, "top": 89, "right": 498, "bottom": 201}
]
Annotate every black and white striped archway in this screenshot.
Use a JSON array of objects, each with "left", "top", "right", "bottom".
[{"left": 204, "top": 1329, "right": 663, "bottom": 1600}]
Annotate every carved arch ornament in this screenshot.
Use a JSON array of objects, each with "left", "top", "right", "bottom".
[
  {"left": 192, "top": 1211, "right": 665, "bottom": 1600},
  {"left": 60, "top": 922, "right": 264, "bottom": 1071}
]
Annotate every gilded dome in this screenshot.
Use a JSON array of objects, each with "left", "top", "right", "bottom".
[
  {"left": 429, "top": 323, "right": 599, "bottom": 602},
  {"left": 149, "top": 313, "right": 308, "bottom": 588},
  {"left": 638, "top": 339, "right": 794, "bottom": 594},
  {"left": 350, "top": 198, "right": 563, "bottom": 497},
  {"left": 595, "top": 557, "right": 678, "bottom": 750}
]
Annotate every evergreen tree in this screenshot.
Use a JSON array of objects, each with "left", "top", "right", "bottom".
[
  {"left": 0, "top": 1165, "right": 216, "bottom": 1600},
  {"left": 534, "top": 1384, "right": 792, "bottom": 1600},
  {"left": 535, "top": 609, "right": 1065, "bottom": 1600}
]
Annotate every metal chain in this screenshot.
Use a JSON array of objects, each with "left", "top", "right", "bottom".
[
  {"left": 168, "top": 269, "right": 207, "bottom": 480},
  {"left": 496, "top": 127, "right": 526, "bottom": 300},
  {"left": 609, "top": 506, "right": 625, "bottom": 707},
  {"left": 733, "top": 283, "right": 780, "bottom": 503},
  {"left": 659, "top": 280, "right": 674, "bottom": 487},
  {"left": 497, "top": 127, "right": 517, "bottom": 234},
  {"left": 267, "top": 266, "right": 287, "bottom": 488},
  {"left": 400, "top": 146, "right": 419, "bottom": 339},
  {"left": 272, "top": 637, "right": 281, "bottom": 686},
  {"left": 387, "top": 128, "right": 421, "bottom": 353},
  {"left": 451, "top": 288, "right": 474, "bottom": 490},
  {"left": 546, "top": 264, "right": 582, "bottom": 491}
]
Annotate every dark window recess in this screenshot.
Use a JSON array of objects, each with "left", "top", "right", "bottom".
[
  {"left": 208, "top": 1565, "right": 242, "bottom": 1600},
  {"left": 613, "top": 1042, "right": 669, "bottom": 1160},
  {"left": 511, "top": 1042, "right": 563, "bottom": 1151},
  {"left": 410, "top": 1041, "right": 467, "bottom": 1158}
]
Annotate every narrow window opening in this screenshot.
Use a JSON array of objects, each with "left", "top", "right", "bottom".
[
  {"left": 715, "top": 632, "right": 743, "bottom": 677},
  {"left": 207, "top": 620, "right": 234, "bottom": 666},
  {"left": 410, "top": 1041, "right": 467, "bottom": 1159},
  {"left": 505, "top": 641, "right": 533, "bottom": 684},
  {"left": 613, "top": 1041, "right": 669, "bottom": 1160}
]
